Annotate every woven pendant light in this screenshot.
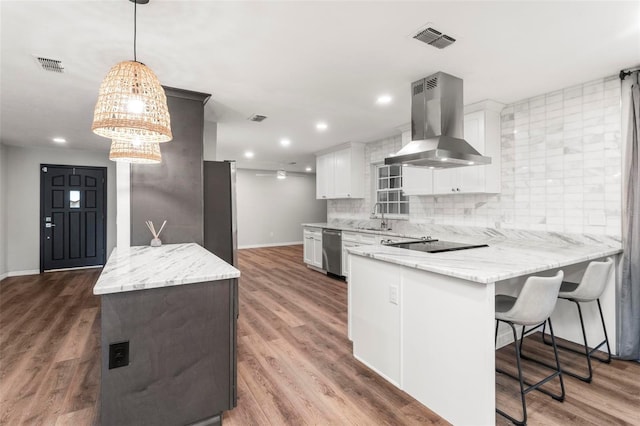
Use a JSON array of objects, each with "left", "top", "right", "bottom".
[
  {"left": 109, "top": 139, "right": 162, "bottom": 164},
  {"left": 92, "top": 0, "right": 172, "bottom": 147},
  {"left": 92, "top": 61, "right": 172, "bottom": 143}
]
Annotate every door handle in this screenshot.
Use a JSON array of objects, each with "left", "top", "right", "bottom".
[{"left": 45, "top": 223, "right": 56, "bottom": 228}]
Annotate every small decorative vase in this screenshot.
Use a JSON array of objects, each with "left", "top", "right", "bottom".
[{"left": 150, "top": 238, "right": 162, "bottom": 247}]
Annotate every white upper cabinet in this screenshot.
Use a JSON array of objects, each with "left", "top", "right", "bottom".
[
  {"left": 316, "top": 143, "right": 365, "bottom": 199},
  {"left": 432, "top": 101, "right": 504, "bottom": 195},
  {"left": 402, "top": 166, "right": 435, "bottom": 196},
  {"left": 316, "top": 153, "right": 333, "bottom": 198},
  {"left": 399, "top": 129, "right": 435, "bottom": 196}
]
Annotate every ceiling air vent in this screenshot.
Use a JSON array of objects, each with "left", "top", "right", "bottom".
[
  {"left": 35, "top": 56, "right": 64, "bottom": 73},
  {"left": 413, "top": 26, "right": 456, "bottom": 49},
  {"left": 248, "top": 114, "right": 267, "bottom": 122}
]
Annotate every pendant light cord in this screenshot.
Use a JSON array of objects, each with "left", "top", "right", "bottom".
[{"left": 133, "top": 0, "right": 137, "bottom": 62}]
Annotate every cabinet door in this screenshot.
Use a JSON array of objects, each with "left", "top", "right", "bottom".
[
  {"left": 303, "top": 234, "right": 314, "bottom": 264},
  {"left": 315, "top": 153, "right": 334, "bottom": 199},
  {"left": 342, "top": 241, "right": 359, "bottom": 278},
  {"left": 433, "top": 111, "right": 487, "bottom": 194},
  {"left": 360, "top": 233, "right": 380, "bottom": 246},
  {"left": 312, "top": 236, "right": 323, "bottom": 268},
  {"left": 402, "top": 166, "right": 434, "bottom": 195},
  {"left": 333, "top": 148, "right": 351, "bottom": 198},
  {"left": 457, "top": 111, "right": 485, "bottom": 193},
  {"left": 433, "top": 168, "right": 457, "bottom": 194}
]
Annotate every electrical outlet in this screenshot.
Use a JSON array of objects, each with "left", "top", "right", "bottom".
[
  {"left": 109, "top": 341, "right": 129, "bottom": 369},
  {"left": 389, "top": 285, "right": 399, "bottom": 305}
]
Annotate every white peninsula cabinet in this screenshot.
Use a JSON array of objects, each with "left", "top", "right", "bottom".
[
  {"left": 402, "top": 100, "right": 504, "bottom": 196},
  {"left": 303, "top": 227, "right": 323, "bottom": 269},
  {"left": 316, "top": 143, "right": 365, "bottom": 199}
]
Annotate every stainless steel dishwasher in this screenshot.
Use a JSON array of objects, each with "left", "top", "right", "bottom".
[{"left": 322, "top": 228, "right": 342, "bottom": 276}]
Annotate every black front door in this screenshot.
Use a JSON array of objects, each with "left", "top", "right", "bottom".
[{"left": 40, "top": 165, "right": 107, "bottom": 272}]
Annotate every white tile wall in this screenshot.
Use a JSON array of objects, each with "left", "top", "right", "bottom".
[{"left": 328, "top": 75, "right": 622, "bottom": 236}]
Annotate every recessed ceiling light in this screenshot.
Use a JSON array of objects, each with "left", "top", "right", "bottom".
[
  {"left": 280, "top": 138, "right": 291, "bottom": 147},
  {"left": 244, "top": 151, "right": 254, "bottom": 159},
  {"left": 468, "top": 161, "right": 474, "bottom": 165},
  {"left": 305, "top": 166, "right": 312, "bottom": 172},
  {"left": 376, "top": 95, "right": 392, "bottom": 105},
  {"left": 441, "top": 158, "right": 448, "bottom": 162},
  {"left": 316, "top": 122, "right": 328, "bottom": 131},
  {"left": 52, "top": 137, "right": 66, "bottom": 143}
]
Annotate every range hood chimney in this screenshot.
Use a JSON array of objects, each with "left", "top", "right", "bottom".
[{"left": 385, "top": 72, "right": 491, "bottom": 168}]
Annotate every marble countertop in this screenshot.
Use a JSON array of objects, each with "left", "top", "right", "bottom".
[
  {"left": 93, "top": 243, "right": 240, "bottom": 295},
  {"left": 348, "top": 240, "right": 621, "bottom": 284}
]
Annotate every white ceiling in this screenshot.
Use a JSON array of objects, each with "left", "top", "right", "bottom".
[{"left": 1, "top": 1, "right": 639, "bottom": 172}]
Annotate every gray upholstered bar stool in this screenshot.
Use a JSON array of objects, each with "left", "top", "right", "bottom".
[
  {"left": 539, "top": 257, "right": 613, "bottom": 382},
  {"left": 495, "top": 271, "right": 565, "bottom": 426}
]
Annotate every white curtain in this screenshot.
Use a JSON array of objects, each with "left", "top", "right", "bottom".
[{"left": 620, "top": 72, "right": 640, "bottom": 361}]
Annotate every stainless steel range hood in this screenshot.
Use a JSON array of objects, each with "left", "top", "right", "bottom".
[{"left": 385, "top": 72, "right": 491, "bottom": 169}]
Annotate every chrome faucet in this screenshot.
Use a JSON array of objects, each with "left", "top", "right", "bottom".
[{"left": 371, "top": 202, "right": 387, "bottom": 230}]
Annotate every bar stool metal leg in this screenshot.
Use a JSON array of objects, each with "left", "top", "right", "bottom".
[
  {"left": 540, "top": 298, "right": 611, "bottom": 382},
  {"left": 496, "top": 320, "right": 528, "bottom": 426},
  {"left": 497, "top": 318, "right": 566, "bottom": 425},
  {"left": 517, "top": 319, "right": 566, "bottom": 401}
]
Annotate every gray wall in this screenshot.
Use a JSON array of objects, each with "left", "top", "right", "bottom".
[
  {"left": 4, "top": 145, "right": 116, "bottom": 273},
  {"left": 0, "top": 144, "right": 7, "bottom": 278},
  {"left": 236, "top": 169, "right": 326, "bottom": 248},
  {"left": 130, "top": 89, "right": 209, "bottom": 246}
]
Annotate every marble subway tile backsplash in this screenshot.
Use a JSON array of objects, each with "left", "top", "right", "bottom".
[{"left": 328, "top": 75, "right": 622, "bottom": 236}]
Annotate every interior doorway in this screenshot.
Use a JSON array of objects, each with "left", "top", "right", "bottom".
[{"left": 40, "top": 164, "right": 107, "bottom": 272}]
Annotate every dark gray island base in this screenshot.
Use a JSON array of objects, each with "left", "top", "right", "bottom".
[{"left": 93, "top": 244, "right": 241, "bottom": 426}]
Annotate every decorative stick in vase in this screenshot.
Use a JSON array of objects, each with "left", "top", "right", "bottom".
[{"left": 146, "top": 220, "right": 167, "bottom": 247}]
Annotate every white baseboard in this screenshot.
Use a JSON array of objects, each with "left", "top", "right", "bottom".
[
  {"left": 238, "top": 241, "right": 302, "bottom": 249},
  {"left": 496, "top": 330, "right": 514, "bottom": 349},
  {"left": 7, "top": 269, "right": 40, "bottom": 277},
  {"left": 0, "top": 272, "right": 7, "bottom": 281}
]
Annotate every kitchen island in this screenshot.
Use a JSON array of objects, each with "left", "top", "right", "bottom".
[
  {"left": 347, "top": 235, "right": 621, "bottom": 426},
  {"left": 94, "top": 243, "right": 240, "bottom": 426}
]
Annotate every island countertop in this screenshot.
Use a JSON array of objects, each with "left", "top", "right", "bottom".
[
  {"left": 347, "top": 239, "right": 621, "bottom": 284},
  {"left": 93, "top": 243, "right": 240, "bottom": 295}
]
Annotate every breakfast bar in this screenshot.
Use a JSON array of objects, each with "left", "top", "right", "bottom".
[
  {"left": 347, "top": 235, "right": 622, "bottom": 425},
  {"left": 94, "top": 243, "right": 240, "bottom": 426}
]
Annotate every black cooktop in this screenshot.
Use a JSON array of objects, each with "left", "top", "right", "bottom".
[{"left": 386, "top": 239, "right": 489, "bottom": 253}]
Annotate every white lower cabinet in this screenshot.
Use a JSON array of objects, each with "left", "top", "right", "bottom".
[
  {"left": 312, "top": 235, "right": 323, "bottom": 268},
  {"left": 303, "top": 235, "right": 314, "bottom": 264},
  {"left": 303, "top": 228, "right": 323, "bottom": 269},
  {"left": 341, "top": 231, "right": 385, "bottom": 278},
  {"left": 341, "top": 241, "right": 357, "bottom": 278}
]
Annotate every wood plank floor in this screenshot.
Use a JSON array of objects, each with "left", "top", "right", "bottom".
[
  {"left": 1, "top": 245, "right": 638, "bottom": 425},
  {"left": 0, "top": 269, "right": 101, "bottom": 425}
]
